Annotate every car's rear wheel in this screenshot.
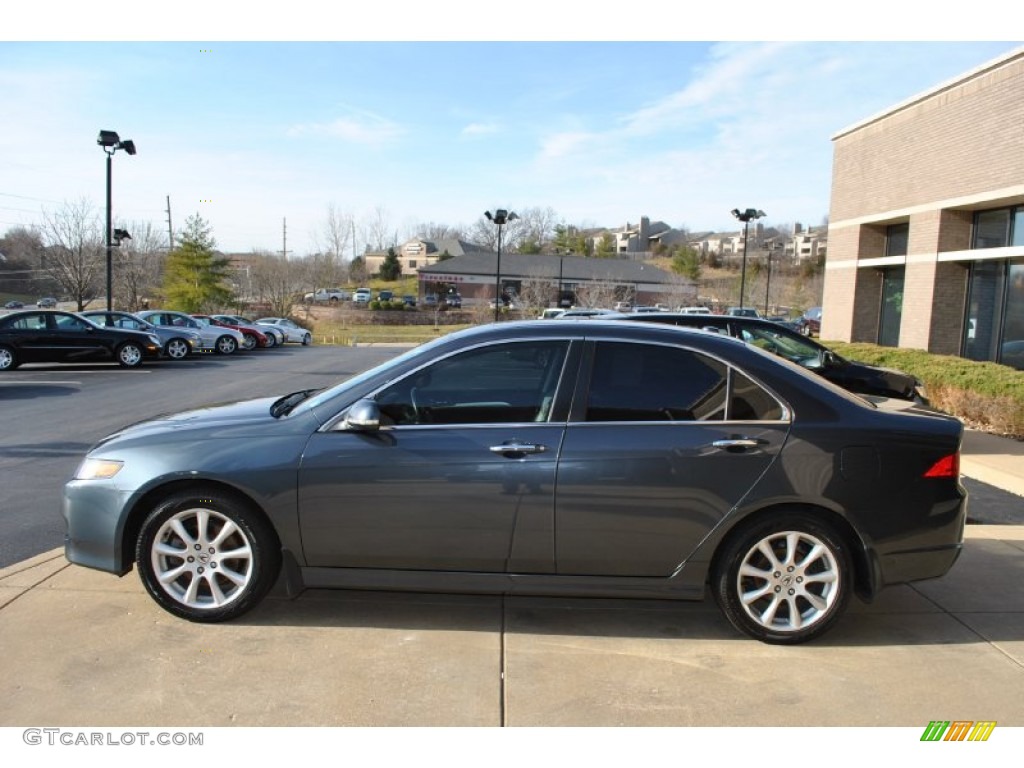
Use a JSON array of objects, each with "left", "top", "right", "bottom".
[
  {"left": 165, "top": 338, "right": 190, "bottom": 360},
  {"left": 117, "top": 342, "right": 144, "bottom": 368},
  {"left": 216, "top": 335, "right": 238, "bottom": 355},
  {"left": 135, "top": 490, "right": 281, "bottom": 622},
  {"left": 712, "top": 513, "right": 852, "bottom": 644},
  {"left": 0, "top": 344, "right": 19, "bottom": 371}
]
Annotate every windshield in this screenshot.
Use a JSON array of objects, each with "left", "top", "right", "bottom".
[{"left": 737, "top": 326, "right": 826, "bottom": 368}]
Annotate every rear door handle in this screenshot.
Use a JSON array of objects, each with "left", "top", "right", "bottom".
[
  {"left": 490, "top": 443, "right": 547, "bottom": 455},
  {"left": 711, "top": 438, "right": 761, "bottom": 449}
]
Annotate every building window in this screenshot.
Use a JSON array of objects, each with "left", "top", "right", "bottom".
[
  {"left": 973, "top": 206, "right": 1024, "bottom": 249},
  {"left": 408, "top": 260, "right": 417, "bottom": 269},
  {"left": 964, "top": 258, "right": 1024, "bottom": 370},
  {"left": 878, "top": 267, "right": 905, "bottom": 347},
  {"left": 885, "top": 223, "right": 909, "bottom": 257}
]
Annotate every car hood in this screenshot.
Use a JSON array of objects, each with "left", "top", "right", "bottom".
[{"left": 90, "top": 396, "right": 321, "bottom": 451}]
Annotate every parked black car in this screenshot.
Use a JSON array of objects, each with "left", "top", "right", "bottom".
[
  {"left": 0, "top": 310, "right": 162, "bottom": 370},
  {"left": 618, "top": 313, "right": 927, "bottom": 402},
  {"left": 63, "top": 320, "right": 965, "bottom": 644}
]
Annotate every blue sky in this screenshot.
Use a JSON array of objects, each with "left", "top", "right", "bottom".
[{"left": 1, "top": 10, "right": 1019, "bottom": 255}]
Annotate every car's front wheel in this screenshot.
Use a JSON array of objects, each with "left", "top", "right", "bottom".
[
  {"left": 135, "top": 489, "right": 281, "bottom": 622},
  {"left": 712, "top": 512, "right": 852, "bottom": 644},
  {"left": 302, "top": 333, "right": 312, "bottom": 346},
  {"left": 117, "top": 342, "right": 144, "bottom": 368},
  {"left": 0, "top": 344, "right": 19, "bottom": 371},
  {"left": 264, "top": 333, "right": 277, "bottom": 348},
  {"left": 241, "top": 333, "right": 258, "bottom": 351},
  {"left": 165, "top": 338, "right": 190, "bottom": 360},
  {"left": 216, "top": 335, "right": 238, "bottom": 355}
]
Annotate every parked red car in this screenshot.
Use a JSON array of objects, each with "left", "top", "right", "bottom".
[{"left": 193, "top": 314, "right": 269, "bottom": 350}]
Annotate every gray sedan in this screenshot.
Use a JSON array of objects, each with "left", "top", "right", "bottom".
[
  {"left": 81, "top": 310, "right": 201, "bottom": 360},
  {"left": 62, "top": 320, "right": 967, "bottom": 644}
]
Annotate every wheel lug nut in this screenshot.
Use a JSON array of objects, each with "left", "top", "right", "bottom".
[
  {"left": 774, "top": 586, "right": 781, "bottom": 593},
  {"left": 787, "top": 566, "right": 795, "bottom": 572},
  {"left": 197, "top": 567, "right": 204, "bottom": 574},
  {"left": 773, "top": 572, "right": 781, "bottom": 578},
  {"left": 788, "top": 589, "right": 795, "bottom": 595},
  {"left": 187, "top": 556, "right": 194, "bottom": 563},
  {"left": 209, "top": 548, "right": 216, "bottom": 554},
  {"left": 194, "top": 544, "right": 201, "bottom": 551},
  {"left": 211, "top": 562, "right": 217, "bottom": 568}
]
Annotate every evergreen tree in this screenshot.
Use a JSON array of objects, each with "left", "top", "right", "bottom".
[
  {"left": 163, "top": 214, "right": 232, "bottom": 312},
  {"left": 379, "top": 247, "right": 402, "bottom": 280}
]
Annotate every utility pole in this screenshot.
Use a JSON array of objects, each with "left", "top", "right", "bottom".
[
  {"left": 165, "top": 195, "right": 174, "bottom": 250},
  {"left": 281, "top": 217, "right": 288, "bottom": 260}
]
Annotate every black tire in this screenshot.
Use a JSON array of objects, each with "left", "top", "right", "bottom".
[
  {"left": 264, "top": 333, "right": 277, "bottom": 348},
  {"left": 117, "top": 342, "right": 145, "bottom": 368},
  {"left": 712, "top": 512, "right": 852, "bottom": 644},
  {"left": 0, "top": 344, "right": 19, "bottom": 371},
  {"left": 165, "top": 338, "right": 190, "bottom": 360},
  {"left": 135, "top": 489, "right": 281, "bottom": 622},
  {"left": 301, "top": 333, "right": 312, "bottom": 346},
  {"left": 215, "top": 335, "right": 238, "bottom": 355}
]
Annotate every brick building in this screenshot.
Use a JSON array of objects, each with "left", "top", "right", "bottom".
[{"left": 822, "top": 46, "right": 1024, "bottom": 370}]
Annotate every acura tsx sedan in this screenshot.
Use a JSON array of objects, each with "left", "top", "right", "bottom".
[{"left": 62, "top": 320, "right": 967, "bottom": 644}]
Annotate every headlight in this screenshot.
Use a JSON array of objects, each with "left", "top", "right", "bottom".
[{"left": 74, "top": 458, "right": 124, "bottom": 480}]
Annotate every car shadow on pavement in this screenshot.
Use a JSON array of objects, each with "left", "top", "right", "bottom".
[
  {"left": 0, "top": 384, "right": 78, "bottom": 399},
  {"left": 233, "top": 541, "right": 1024, "bottom": 647}
]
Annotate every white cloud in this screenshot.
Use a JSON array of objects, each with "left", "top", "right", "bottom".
[
  {"left": 460, "top": 122, "right": 499, "bottom": 138},
  {"left": 287, "top": 112, "right": 405, "bottom": 145}
]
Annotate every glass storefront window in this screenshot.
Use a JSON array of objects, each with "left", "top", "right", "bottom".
[
  {"left": 886, "top": 223, "right": 909, "bottom": 257},
  {"left": 964, "top": 258, "right": 1024, "bottom": 371},
  {"left": 974, "top": 208, "right": 1013, "bottom": 249},
  {"left": 878, "top": 267, "right": 904, "bottom": 347}
]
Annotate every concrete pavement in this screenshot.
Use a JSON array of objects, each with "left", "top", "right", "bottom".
[{"left": 1, "top": 429, "right": 1022, "bottom": 726}]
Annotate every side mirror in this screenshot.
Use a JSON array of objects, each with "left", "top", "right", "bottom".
[
  {"left": 822, "top": 351, "right": 836, "bottom": 368},
  {"left": 344, "top": 399, "right": 381, "bottom": 432}
]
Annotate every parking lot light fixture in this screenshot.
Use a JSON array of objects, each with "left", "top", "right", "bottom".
[
  {"left": 98, "top": 130, "right": 137, "bottom": 310},
  {"left": 731, "top": 208, "right": 766, "bottom": 309},
  {"left": 485, "top": 209, "right": 519, "bottom": 321}
]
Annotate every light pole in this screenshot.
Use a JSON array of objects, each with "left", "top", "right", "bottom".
[
  {"left": 485, "top": 209, "right": 518, "bottom": 321},
  {"left": 764, "top": 247, "right": 773, "bottom": 316},
  {"left": 731, "top": 207, "right": 765, "bottom": 310},
  {"left": 98, "top": 130, "right": 136, "bottom": 310}
]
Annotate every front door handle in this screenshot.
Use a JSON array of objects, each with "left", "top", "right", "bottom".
[
  {"left": 711, "top": 438, "right": 761, "bottom": 450},
  {"left": 490, "top": 442, "right": 547, "bottom": 455}
]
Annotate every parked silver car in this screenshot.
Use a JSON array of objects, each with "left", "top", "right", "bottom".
[
  {"left": 81, "top": 310, "right": 201, "bottom": 360},
  {"left": 138, "top": 310, "right": 244, "bottom": 355},
  {"left": 255, "top": 317, "right": 312, "bottom": 345}
]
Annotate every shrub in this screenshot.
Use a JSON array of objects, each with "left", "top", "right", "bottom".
[{"left": 827, "top": 342, "right": 1024, "bottom": 438}]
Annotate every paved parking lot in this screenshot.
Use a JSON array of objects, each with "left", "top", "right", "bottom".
[{"left": 2, "top": 524, "right": 1023, "bottom": 727}]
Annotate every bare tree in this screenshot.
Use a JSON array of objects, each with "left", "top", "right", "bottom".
[
  {"left": 407, "top": 221, "right": 464, "bottom": 242},
  {"left": 0, "top": 226, "right": 45, "bottom": 294},
  {"left": 572, "top": 280, "right": 621, "bottom": 309},
  {"left": 39, "top": 199, "right": 103, "bottom": 310},
  {"left": 515, "top": 269, "right": 557, "bottom": 313},
  {"left": 308, "top": 204, "right": 354, "bottom": 289},
  {"left": 515, "top": 206, "right": 560, "bottom": 254},
  {"left": 360, "top": 205, "right": 394, "bottom": 253},
  {"left": 247, "top": 250, "right": 306, "bottom": 318},
  {"left": 113, "top": 220, "right": 166, "bottom": 311}
]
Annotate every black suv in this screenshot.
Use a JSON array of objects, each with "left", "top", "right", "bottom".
[{"left": 618, "top": 313, "right": 926, "bottom": 402}]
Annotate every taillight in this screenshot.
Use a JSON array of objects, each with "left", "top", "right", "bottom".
[{"left": 923, "top": 453, "right": 959, "bottom": 478}]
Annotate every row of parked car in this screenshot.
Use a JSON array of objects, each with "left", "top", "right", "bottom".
[{"left": 0, "top": 308, "right": 313, "bottom": 371}]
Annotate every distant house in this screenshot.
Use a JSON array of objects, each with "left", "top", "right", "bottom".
[{"left": 364, "top": 238, "right": 489, "bottom": 276}]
